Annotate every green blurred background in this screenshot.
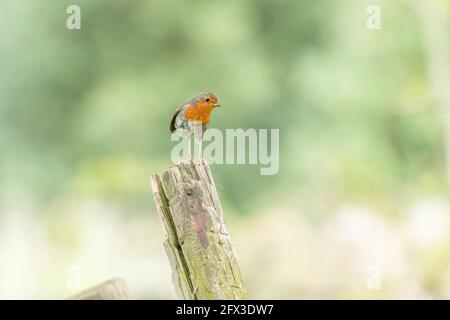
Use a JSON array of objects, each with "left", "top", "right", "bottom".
[{"left": 1, "top": 0, "right": 449, "bottom": 299}]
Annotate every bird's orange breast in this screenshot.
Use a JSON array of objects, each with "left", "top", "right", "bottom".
[{"left": 184, "top": 104, "right": 214, "bottom": 124}]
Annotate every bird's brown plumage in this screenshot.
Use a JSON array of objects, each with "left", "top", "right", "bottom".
[
  {"left": 169, "top": 92, "right": 220, "bottom": 134},
  {"left": 169, "top": 107, "right": 181, "bottom": 133}
]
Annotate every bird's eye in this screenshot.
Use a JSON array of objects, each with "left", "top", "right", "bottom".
[{"left": 205, "top": 98, "right": 210, "bottom": 102}]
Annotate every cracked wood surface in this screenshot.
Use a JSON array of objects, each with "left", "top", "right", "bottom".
[{"left": 151, "top": 159, "right": 247, "bottom": 300}]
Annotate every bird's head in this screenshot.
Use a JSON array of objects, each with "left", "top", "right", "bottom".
[{"left": 191, "top": 92, "right": 221, "bottom": 109}]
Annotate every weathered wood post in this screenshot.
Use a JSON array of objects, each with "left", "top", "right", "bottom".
[{"left": 151, "top": 159, "right": 247, "bottom": 299}]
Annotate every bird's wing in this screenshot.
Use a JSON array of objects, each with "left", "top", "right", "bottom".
[{"left": 169, "top": 107, "right": 182, "bottom": 133}]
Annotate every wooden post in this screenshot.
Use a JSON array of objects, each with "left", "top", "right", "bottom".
[
  {"left": 151, "top": 159, "right": 247, "bottom": 300},
  {"left": 69, "top": 278, "right": 130, "bottom": 300}
]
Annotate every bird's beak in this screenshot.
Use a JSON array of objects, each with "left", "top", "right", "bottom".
[{"left": 215, "top": 104, "right": 221, "bottom": 108}]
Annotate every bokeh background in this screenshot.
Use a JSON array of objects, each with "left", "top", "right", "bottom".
[{"left": 1, "top": 0, "right": 450, "bottom": 299}]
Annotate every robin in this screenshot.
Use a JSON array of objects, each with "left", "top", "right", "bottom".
[{"left": 169, "top": 92, "right": 221, "bottom": 136}]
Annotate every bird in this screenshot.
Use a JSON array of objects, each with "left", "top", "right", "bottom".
[{"left": 169, "top": 92, "right": 221, "bottom": 136}]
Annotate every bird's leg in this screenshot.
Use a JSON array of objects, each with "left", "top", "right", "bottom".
[
  {"left": 186, "top": 135, "right": 192, "bottom": 160},
  {"left": 192, "top": 121, "right": 203, "bottom": 160},
  {"left": 195, "top": 134, "right": 203, "bottom": 160}
]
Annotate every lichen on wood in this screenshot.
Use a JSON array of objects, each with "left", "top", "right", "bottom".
[{"left": 151, "top": 159, "right": 247, "bottom": 300}]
